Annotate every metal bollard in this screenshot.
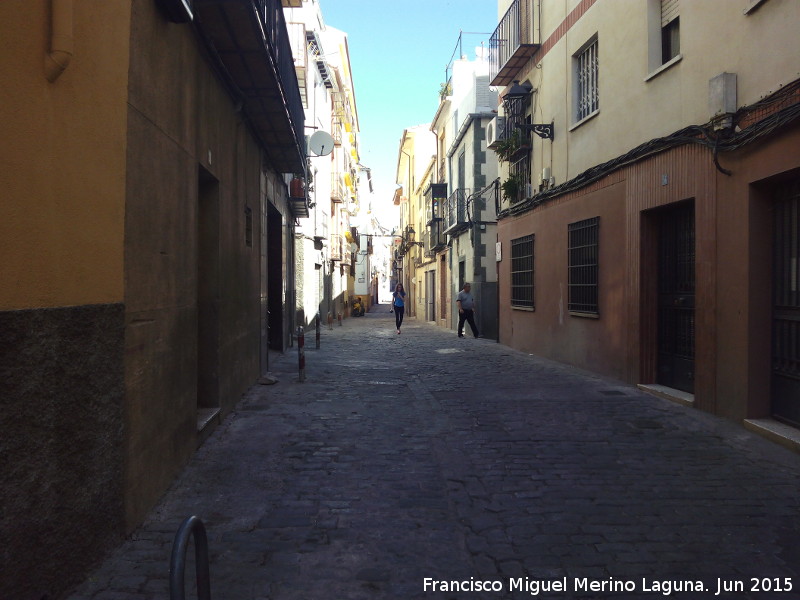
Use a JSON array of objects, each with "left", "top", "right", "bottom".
[
  {"left": 169, "top": 516, "right": 211, "bottom": 600},
  {"left": 315, "top": 313, "right": 321, "bottom": 349},
  {"left": 297, "top": 326, "right": 305, "bottom": 382}
]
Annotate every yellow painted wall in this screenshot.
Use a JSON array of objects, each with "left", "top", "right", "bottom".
[{"left": 0, "top": 0, "right": 130, "bottom": 310}]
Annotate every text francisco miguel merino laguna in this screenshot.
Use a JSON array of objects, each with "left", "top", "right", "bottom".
[{"left": 423, "top": 576, "right": 794, "bottom": 596}]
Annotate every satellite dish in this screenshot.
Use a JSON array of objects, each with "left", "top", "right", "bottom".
[
  {"left": 348, "top": 242, "right": 358, "bottom": 253},
  {"left": 308, "top": 130, "right": 334, "bottom": 157}
]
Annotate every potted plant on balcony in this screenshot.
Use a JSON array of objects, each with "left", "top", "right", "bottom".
[
  {"left": 492, "top": 128, "right": 527, "bottom": 163},
  {"left": 501, "top": 173, "right": 525, "bottom": 203}
]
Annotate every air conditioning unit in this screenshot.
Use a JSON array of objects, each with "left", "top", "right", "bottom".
[{"left": 487, "top": 116, "right": 506, "bottom": 149}]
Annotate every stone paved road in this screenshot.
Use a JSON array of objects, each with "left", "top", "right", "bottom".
[{"left": 66, "top": 307, "right": 800, "bottom": 600}]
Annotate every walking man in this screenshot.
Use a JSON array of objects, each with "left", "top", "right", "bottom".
[{"left": 456, "top": 282, "right": 479, "bottom": 338}]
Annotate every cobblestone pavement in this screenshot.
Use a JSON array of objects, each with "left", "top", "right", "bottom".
[{"left": 66, "top": 306, "right": 800, "bottom": 600}]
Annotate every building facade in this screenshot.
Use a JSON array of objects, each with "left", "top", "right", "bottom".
[
  {"left": 433, "top": 54, "right": 500, "bottom": 338},
  {"left": 491, "top": 0, "right": 800, "bottom": 442},
  {"left": 395, "top": 125, "right": 437, "bottom": 319},
  {"left": 0, "top": 1, "right": 307, "bottom": 597},
  {"left": 286, "top": 0, "right": 365, "bottom": 328},
  {"left": 395, "top": 54, "right": 501, "bottom": 336},
  {"left": 284, "top": 0, "right": 360, "bottom": 327}
]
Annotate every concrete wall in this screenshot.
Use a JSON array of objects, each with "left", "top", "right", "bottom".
[
  {"left": 124, "top": 0, "right": 279, "bottom": 528},
  {"left": 499, "top": 178, "right": 629, "bottom": 379}
]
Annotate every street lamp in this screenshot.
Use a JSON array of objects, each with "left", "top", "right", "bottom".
[
  {"left": 504, "top": 80, "right": 554, "bottom": 141},
  {"left": 404, "top": 225, "right": 424, "bottom": 247}
]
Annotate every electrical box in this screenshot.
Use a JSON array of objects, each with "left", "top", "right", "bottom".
[{"left": 709, "top": 72, "right": 737, "bottom": 128}]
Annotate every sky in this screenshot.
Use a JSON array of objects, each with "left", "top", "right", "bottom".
[{"left": 320, "top": 0, "right": 498, "bottom": 231}]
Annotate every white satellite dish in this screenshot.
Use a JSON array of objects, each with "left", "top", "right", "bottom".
[
  {"left": 308, "top": 130, "right": 334, "bottom": 157},
  {"left": 348, "top": 242, "right": 358, "bottom": 253}
]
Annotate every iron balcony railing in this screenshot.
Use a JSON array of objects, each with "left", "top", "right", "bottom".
[
  {"left": 255, "top": 0, "right": 305, "bottom": 159},
  {"left": 425, "top": 221, "right": 447, "bottom": 252},
  {"left": 194, "top": 0, "right": 306, "bottom": 174},
  {"left": 331, "top": 172, "right": 345, "bottom": 203},
  {"left": 330, "top": 233, "right": 343, "bottom": 261},
  {"left": 332, "top": 92, "right": 344, "bottom": 146},
  {"left": 443, "top": 188, "right": 469, "bottom": 233},
  {"left": 489, "top": 0, "right": 539, "bottom": 87},
  {"left": 286, "top": 21, "right": 307, "bottom": 107}
]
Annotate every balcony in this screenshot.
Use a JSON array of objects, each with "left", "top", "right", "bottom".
[
  {"left": 286, "top": 22, "right": 307, "bottom": 107},
  {"left": 331, "top": 172, "right": 345, "bottom": 203},
  {"left": 340, "top": 246, "right": 352, "bottom": 267},
  {"left": 288, "top": 192, "right": 309, "bottom": 218},
  {"left": 424, "top": 183, "right": 448, "bottom": 252},
  {"left": 330, "top": 233, "right": 342, "bottom": 262},
  {"left": 442, "top": 189, "right": 469, "bottom": 234},
  {"left": 332, "top": 92, "right": 344, "bottom": 146},
  {"left": 194, "top": 0, "right": 305, "bottom": 174},
  {"left": 489, "top": 0, "right": 539, "bottom": 87}
]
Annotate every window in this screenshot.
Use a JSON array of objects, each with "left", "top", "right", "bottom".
[
  {"left": 511, "top": 234, "right": 534, "bottom": 309},
  {"left": 505, "top": 84, "right": 532, "bottom": 201},
  {"left": 661, "top": 0, "right": 680, "bottom": 63},
  {"left": 647, "top": 0, "right": 682, "bottom": 76},
  {"left": 574, "top": 37, "right": 598, "bottom": 123},
  {"left": 568, "top": 217, "right": 599, "bottom": 315}
]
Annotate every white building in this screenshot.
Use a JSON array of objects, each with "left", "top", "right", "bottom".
[{"left": 285, "top": 0, "right": 364, "bottom": 326}]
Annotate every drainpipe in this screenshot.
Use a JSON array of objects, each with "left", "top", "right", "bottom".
[{"left": 44, "top": 0, "right": 73, "bottom": 82}]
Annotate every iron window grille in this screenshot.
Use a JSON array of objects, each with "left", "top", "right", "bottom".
[
  {"left": 511, "top": 234, "right": 535, "bottom": 309},
  {"left": 504, "top": 90, "right": 532, "bottom": 202},
  {"left": 443, "top": 188, "right": 469, "bottom": 233},
  {"left": 568, "top": 217, "right": 599, "bottom": 315},
  {"left": 574, "top": 38, "right": 599, "bottom": 122}
]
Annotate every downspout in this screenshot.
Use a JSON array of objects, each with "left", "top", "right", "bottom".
[{"left": 44, "top": 0, "right": 73, "bottom": 82}]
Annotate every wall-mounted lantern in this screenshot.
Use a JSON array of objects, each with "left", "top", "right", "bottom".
[{"left": 504, "top": 80, "right": 554, "bottom": 140}]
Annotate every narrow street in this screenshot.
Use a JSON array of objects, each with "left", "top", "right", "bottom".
[{"left": 68, "top": 307, "right": 800, "bottom": 600}]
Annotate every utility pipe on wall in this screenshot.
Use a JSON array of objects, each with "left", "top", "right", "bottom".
[{"left": 44, "top": 0, "right": 73, "bottom": 82}]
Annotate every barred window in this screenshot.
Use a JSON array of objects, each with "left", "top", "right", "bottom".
[
  {"left": 574, "top": 37, "right": 599, "bottom": 122},
  {"left": 568, "top": 217, "right": 599, "bottom": 315},
  {"left": 511, "top": 234, "right": 535, "bottom": 309}
]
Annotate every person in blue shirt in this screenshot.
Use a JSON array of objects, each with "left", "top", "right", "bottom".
[{"left": 392, "top": 283, "right": 406, "bottom": 334}]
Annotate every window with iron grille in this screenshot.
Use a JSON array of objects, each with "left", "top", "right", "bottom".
[
  {"left": 574, "top": 37, "right": 599, "bottom": 122},
  {"left": 568, "top": 217, "right": 599, "bottom": 315},
  {"left": 511, "top": 234, "right": 535, "bottom": 309}
]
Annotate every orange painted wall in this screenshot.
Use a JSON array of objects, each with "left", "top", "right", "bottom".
[{"left": 0, "top": 0, "right": 129, "bottom": 310}]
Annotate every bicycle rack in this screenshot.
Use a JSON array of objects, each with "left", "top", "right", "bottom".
[{"left": 169, "top": 515, "right": 212, "bottom": 600}]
